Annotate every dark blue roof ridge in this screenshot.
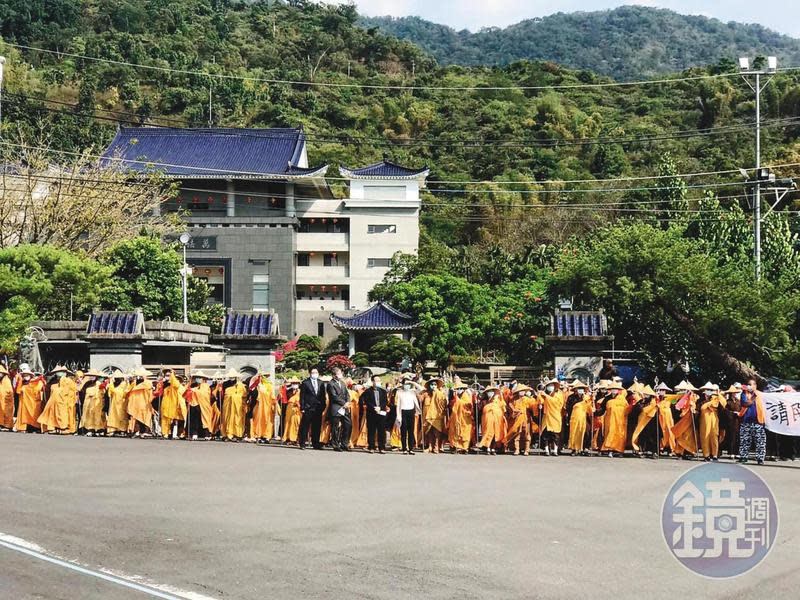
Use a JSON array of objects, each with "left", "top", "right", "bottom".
[
  {"left": 115, "top": 126, "right": 303, "bottom": 137},
  {"left": 330, "top": 301, "right": 419, "bottom": 331},
  {"left": 339, "top": 159, "right": 430, "bottom": 178}
]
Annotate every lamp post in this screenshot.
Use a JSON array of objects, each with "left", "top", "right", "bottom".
[
  {"left": 739, "top": 56, "right": 777, "bottom": 281},
  {"left": 179, "top": 233, "right": 192, "bottom": 324}
]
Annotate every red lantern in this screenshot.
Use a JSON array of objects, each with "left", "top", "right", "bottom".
[{"left": 218, "top": 268, "right": 223, "bottom": 274}]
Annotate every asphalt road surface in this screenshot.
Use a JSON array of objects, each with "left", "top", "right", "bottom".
[{"left": 1, "top": 433, "right": 797, "bottom": 600}]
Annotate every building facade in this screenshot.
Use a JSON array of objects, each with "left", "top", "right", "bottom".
[{"left": 102, "top": 127, "right": 428, "bottom": 340}]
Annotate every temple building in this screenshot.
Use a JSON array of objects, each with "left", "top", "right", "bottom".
[{"left": 102, "top": 127, "right": 429, "bottom": 340}]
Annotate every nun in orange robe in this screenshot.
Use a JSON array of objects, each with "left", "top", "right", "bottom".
[
  {"left": 282, "top": 379, "right": 302, "bottom": 444},
  {"left": 505, "top": 385, "right": 536, "bottom": 455},
  {"left": 38, "top": 367, "right": 75, "bottom": 433},
  {"left": 630, "top": 386, "right": 659, "bottom": 454},
  {"left": 600, "top": 386, "right": 630, "bottom": 455},
  {"left": 566, "top": 389, "right": 594, "bottom": 454},
  {"left": 249, "top": 374, "right": 276, "bottom": 442},
  {"left": 448, "top": 386, "right": 475, "bottom": 453},
  {"left": 698, "top": 387, "right": 726, "bottom": 459},
  {"left": 671, "top": 392, "right": 699, "bottom": 457},
  {"left": 126, "top": 373, "right": 154, "bottom": 435},
  {"left": 477, "top": 387, "right": 507, "bottom": 453},
  {"left": 105, "top": 373, "right": 130, "bottom": 434},
  {"left": 0, "top": 365, "right": 14, "bottom": 429},
  {"left": 348, "top": 384, "right": 366, "bottom": 448},
  {"left": 14, "top": 370, "right": 45, "bottom": 431},
  {"left": 421, "top": 379, "right": 448, "bottom": 452}
]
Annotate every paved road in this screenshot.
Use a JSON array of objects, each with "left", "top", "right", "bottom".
[{"left": 0, "top": 433, "right": 797, "bottom": 599}]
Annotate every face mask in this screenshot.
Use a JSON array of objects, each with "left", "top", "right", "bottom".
[
  {"left": 546, "top": 386, "right": 554, "bottom": 394},
  {"left": 704, "top": 391, "right": 712, "bottom": 397},
  {"left": 193, "top": 378, "right": 202, "bottom": 384},
  {"left": 373, "top": 381, "right": 381, "bottom": 388},
  {"left": 486, "top": 391, "right": 495, "bottom": 399},
  {"left": 55, "top": 372, "right": 65, "bottom": 380},
  {"left": 310, "top": 373, "right": 318, "bottom": 380},
  {"left": 22, "top": 376, "right": 31, "bottom": 383},
  {"left": 403, "top": 384, "right": 411, "bottom": 391},
  {"left": 525, "top": 391, "right": 532, "bottom": 397},
  {"left": 745, "top": 385, "right": 752, "bottom": 392}
]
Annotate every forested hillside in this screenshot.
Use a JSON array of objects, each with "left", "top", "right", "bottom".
[
  {"left": 362, "top": 5, "right": 800, "bottom": 80},
  {"left": 1, "top": 0, "right": 800, "bottom": 376}
]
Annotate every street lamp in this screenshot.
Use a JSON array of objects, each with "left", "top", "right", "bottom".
[
  {"left": 739, "top": 55, "right": 778, "bottom": 280},
  {"left": 179, "top": 233, "right": 192, "bottom": 324}
]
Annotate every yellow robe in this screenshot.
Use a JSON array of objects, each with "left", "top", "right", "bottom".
[
  {"left": 160, "top": 374, "right": 187, "bottom": 434},
  {"left": 601, "top": 393, "right": 629, "bottom": 453},
  {"left": 38, "top": 378, "right": 75, "bottom": 432},
  {"left": 479, "top": 396, "right": 507, "bottom": 447},
  {"left": 282, "top": 391, "right": 301, "bottom": 443},
  {"left": 193, "top": 382, "right": 214, "bottom": 432},
  {"left": 348, "top": 389, "right": 364, "bottom": 448},
  {"left": 567, "top": 395, "right": 593, "bottom": 452},
  {"left": 422, "top": 388, "right": 448, "bottom": 435},
  {"left": 106, "top": 381, "right": 129, "bottom": 433},
  {"left": 250, "top": 378, "right": 276, "bottom": 440},
  {"left": 506, "top": 396, "right": 534, "bottom": 440},
  {"left": 631, "top": 397, "right": 658, "bottom": 452},
  {"left": 0, "top": 376, "right": 14, "bottom": 429},
  {"left": 79, "top": 384, "right": 106, "bottom": 431},
  {"left": 540, "top": 390, "right": 566, "bottom": 434},
  {"left": 699, "top": 394, "right": 726, "bottom": 458},
  {"left": 127, "top": 381, "right": 154, "bottom": 429},
  {"left": 221, "top": 381, "right": 247, "bottom": 439},
  {"left": 672, "top": 394, "right": 698, "bottom": 455},
  {"left": 448, "top": 391, "right": 475, "bottom": 451},
  {"left": 658, "top": 397, "right": 677, "bottom": 452},
  {"left": 14, "top": 378, "right": 44, "bottom": 431}
]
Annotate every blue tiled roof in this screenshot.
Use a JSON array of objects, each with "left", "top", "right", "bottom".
[
  {"left": 551, "top": 311, "right": 608, "bottom": 337},
  {"left": 330, "top": 302, "right": 419, "bottom": 331},
  {"left": 86, "top": 311, "right": 145, "bottom": 335},
  {"left": 339, "top": 159, "right": 429, "bottom": 179},
  {"left": 101, "top": 127, "right": 327, "bottom": 179},
  {"left": 221, "top": 311, "right": 279, "bottom": 337}
]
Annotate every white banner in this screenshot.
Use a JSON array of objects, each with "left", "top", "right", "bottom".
[{"left": 762, "top": 393, "right": 800, "bottom": 436}]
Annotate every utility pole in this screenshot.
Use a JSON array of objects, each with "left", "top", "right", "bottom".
[
  {"left": 739, "top": 56, "right": 777, "bottom": 281},
  {"left": 0, "top": 56, "right": 6, "bottom": 135}
]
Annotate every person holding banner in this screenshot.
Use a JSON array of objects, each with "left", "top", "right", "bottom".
[{"left": 738, "top": 379, "right": 766, "bottom": 465}]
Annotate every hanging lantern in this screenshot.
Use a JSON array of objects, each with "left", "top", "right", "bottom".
[
  {"left": 218, "top": 268, "right": 224, "bottom": 274},
  {"left": 247, "top": 196, "right": 253, "bottom": 204}
]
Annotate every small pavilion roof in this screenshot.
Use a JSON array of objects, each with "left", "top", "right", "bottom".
[
  {"left": 339, "top": 158, "right": 429, "bottom": 180},
  {"left": 330, "top": 302, "right": 419, "bottom": 332}
]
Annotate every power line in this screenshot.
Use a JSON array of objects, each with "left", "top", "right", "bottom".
[
  {"left": 10, "top": 91, "right": 800, "bottom": 150},
  {"left": 7, "top": 42, "right": 788, "bottom": 92},
  {"left": 7, "top": 139, "right": 798, "bottom": 190}
]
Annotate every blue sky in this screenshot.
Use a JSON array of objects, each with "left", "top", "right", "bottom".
[{"left": 346, "top": 1, "right": 800, "bottom": 37}]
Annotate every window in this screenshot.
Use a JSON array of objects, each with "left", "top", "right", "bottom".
[
  {"left": 367, "top": 224, "right": 397, "bottom": 234},
  {"left": 317, "top": 322, "right": 325, "bottom": 337},
  {"left": 297, "top": 253, "right": 310, "bottom": 267},
  {"left": 363, "top": 185, "right": 406, "bottom": 201},
  {"left": 252, "top": 273, "right": 270, "bottom": 311},
  {"left": 367, "top": 258, "right": 391, "bottom": 268},
  {"left": 323, "top": 253, "right": 339, "bottom": 267},
  {"left": 341, "top": 288, "right": 350, "bottom": 302}
]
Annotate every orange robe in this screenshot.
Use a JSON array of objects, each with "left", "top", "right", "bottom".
[
  {"left": 422, "top": 388, "right": 448, "bottom": 435},
  {"left": 348, "top": 389, "right": 364, "bottom": 448},
  {"left": 38, "top": 379, "right": 75, "bottom": 432},
  {"left": 631, "top": 397, "right": 658, "bottom": 452},
  {"left": 0, "top": 376, "right": 14, "bottom": 429},
  {"left": 448, "top": 391, "right": 475, "bottom": 451},
  {"left": 479, "top": 396, "right": 507, "bottom": 447},
  {"left": 601, "top": 393, "right": 629, "bottom": 453},
  {"left": 282, "top": 390, "right": 301, "bottom": 443},
  {"left": 106, "top": 381, "right": 129, "bottom": 433},
  {"left": 671, "top": 394, "right": 698, "bottom": 455},
  {"left": 79, "top": 384, "right": 106, "bottom": 431},
  {"left": 658, "top": 396, "right": 677, "bottom": 452},
  {"left": 540, "top": 390, "right": 566, "bottom": 434},
  {"left": 699, "top": 394, "right": 726, "bottom": 458},
  {"left": 14, "top": 378, "right": 44, "bottom": 431},
  {"left": 250, "top": 378, "right": 276, "bottom": 440},
  {"left": 567, "top": 395, "right": 593, "bottom": 452},
  {"left": 221, "top": 382, "right": 247, "bottom": 439},
  {"left": 160, "top": 374, "right": 187, "bottom": 435},
  {"left": 126, "top": 381, "right": 154, "bottom": 430}
]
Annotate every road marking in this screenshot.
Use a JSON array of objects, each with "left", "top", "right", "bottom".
[{"left": 0, "top": 532, "right": 216, "bottom": 599}]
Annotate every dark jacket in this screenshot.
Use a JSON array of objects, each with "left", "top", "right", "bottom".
[
  {"left": 327, "top": 377, "right": 350, "bottom": 417},
  {"left": 359, "top": 386, "right": 388, "bottom": 418},
  {"left": 300, "top": 377, "right": 326, "bottom": 413}
]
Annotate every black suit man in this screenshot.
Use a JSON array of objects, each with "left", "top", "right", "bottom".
[
  {"left": 299, "top": 368, "right": 326, "bottom": 449},
  {"left": 327, "top": 368, "right": 351, "bottom": 451},
  {"left": 360, "top": 376, "right": 388, "bottom": 453}
]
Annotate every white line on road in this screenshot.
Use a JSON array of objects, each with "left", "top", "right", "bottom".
[{"left": 0, "top": 532, "right": 216, "bottom": 600}]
